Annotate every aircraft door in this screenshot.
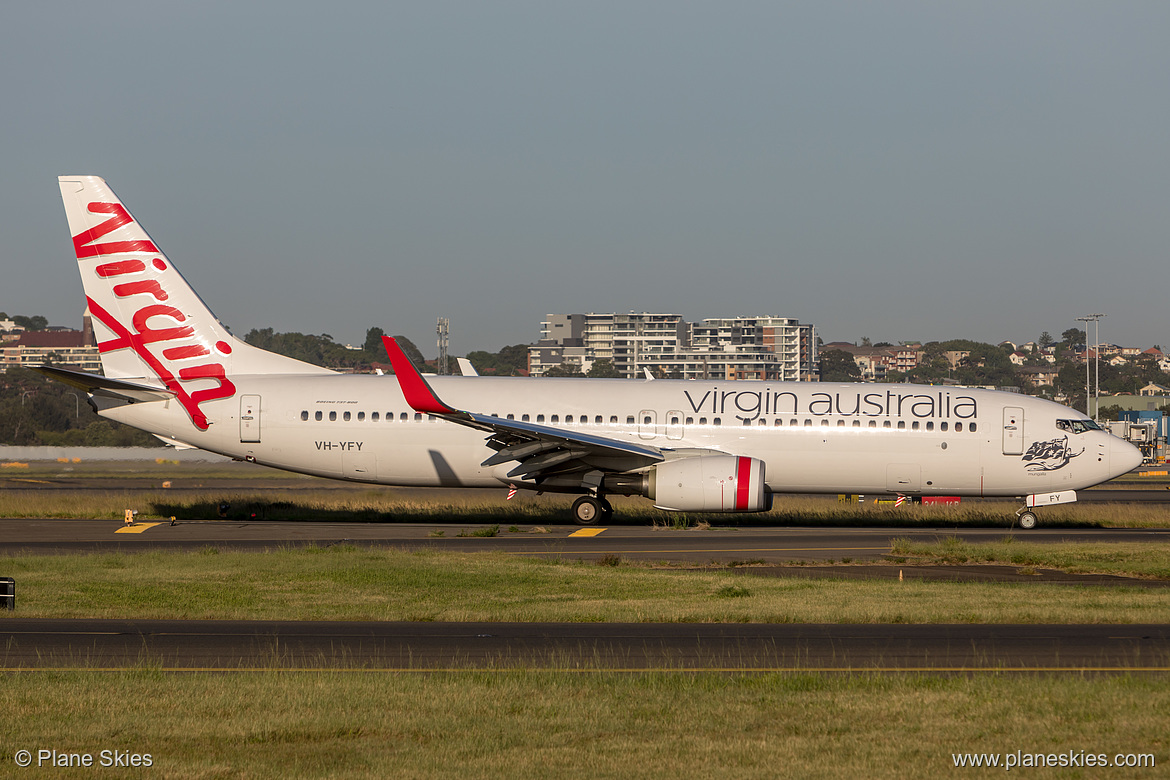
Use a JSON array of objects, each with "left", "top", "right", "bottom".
[
  {"left": 638, "top": 409, "right": 658, "bottom": 440},
  {"left": 1002, "top": 406, "right": 1024, "bottom": 455},
  {"left": 240, "top": 395, "right": 261, "bottom": 443},
  {"left": 666, "top": 410, "right": 684, "bottom": 440}
]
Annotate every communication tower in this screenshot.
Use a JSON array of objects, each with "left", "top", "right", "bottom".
[{"left": 437, "top": 317, "right": 450, "bottom": 375}]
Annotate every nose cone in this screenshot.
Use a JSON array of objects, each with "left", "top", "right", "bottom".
[{"left": 1111, "top": 437, "right": 1144, "bottom": 477}]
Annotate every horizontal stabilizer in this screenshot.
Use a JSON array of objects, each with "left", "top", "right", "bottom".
[{"left": 29, "top": 364, "right": 173, "bottom": 403}]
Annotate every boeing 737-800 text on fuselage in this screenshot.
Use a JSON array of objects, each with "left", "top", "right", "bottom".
[{"left": 36, "top": 176, "right": 1142, "bottom": 527}]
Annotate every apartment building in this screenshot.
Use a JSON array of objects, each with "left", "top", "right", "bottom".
[{"left": 529, "top": 313, "right": 816, "bottom": 381}]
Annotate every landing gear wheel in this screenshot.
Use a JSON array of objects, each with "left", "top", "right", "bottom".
[
  {"left": 572, "top": 496, "right": 604, "bottom": 525},
  {"left": 1017, "top": 511, "right": 1037, "bottom": 530}
]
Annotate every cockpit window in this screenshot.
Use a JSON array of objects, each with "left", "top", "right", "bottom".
[{"left": 1057, "top": 419, "right": 1101, "bottom": 434}]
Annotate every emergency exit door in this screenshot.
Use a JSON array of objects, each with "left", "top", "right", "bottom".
[{"left": 240, "top": 395, "right": 261, "bottom": 443}]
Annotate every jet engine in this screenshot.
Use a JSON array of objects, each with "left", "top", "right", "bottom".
[{"left": 645, "top": 454, "right": 769, "bottom": 513}]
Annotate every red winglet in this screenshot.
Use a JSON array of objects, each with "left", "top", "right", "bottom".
[{"left": 383, "top": 336, "right": 455, "bottom": 415}]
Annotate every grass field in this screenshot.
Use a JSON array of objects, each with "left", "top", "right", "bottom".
[
  {"left": 2, "top": 545, "right": 1168, "bottom": 624},
  {"left": 2, "top": 486, "right": 1169, "bottom": 530},
  {"left": 0, "top": 671, "right": 1163, "bottom": 778},
  {"left": 890, "top": 537, "right": 1170, "bottom": 579},
  {"left": 3, "top": 464, "right": 1168, "bottom": 777}
]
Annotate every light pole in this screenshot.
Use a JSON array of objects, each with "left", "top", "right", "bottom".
[{"left": 1077, "top": 314, "right": 1105, "bottom": 419}]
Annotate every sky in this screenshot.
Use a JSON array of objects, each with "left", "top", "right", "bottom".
[{"left": 3, "top": 2, "right": 1169, "bottom": 357}]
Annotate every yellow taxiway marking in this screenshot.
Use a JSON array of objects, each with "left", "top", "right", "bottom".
[
  {"left": 568, "top": 528, "right": 607, "bottom": 537},
  {"left": 114, "top": 522, "right": 163, "bottom": 534}
]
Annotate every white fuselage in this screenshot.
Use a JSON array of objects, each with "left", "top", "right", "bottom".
[{"left": 101, "top": 375, "right": 1139, "bottom": 498}]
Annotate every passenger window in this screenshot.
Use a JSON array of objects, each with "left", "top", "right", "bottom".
[
  {"left": 897, "top": 421, "right": 905, "bottom": 430},
  {"left": 852, "top": 420, "right": 860, "bottom": 428},
  {"left": 672, "top": 416, "right": 680, "bottom": 425},
  {"left": 566, "top": 415, "right": 573, "bottom": 423},
  {"left": 804, "top": 419, "right": 812, "bottom": 427},
  {"left": 329, "top": 411, "right": 337, "bottom": 422},
  {"left": 926, "top": 421, "right": 934, "bottom": 431},
  {"left": 301, "top": 411, "right": 309, "bottom": 421},
  {"left": 699, "top": 417, "right": 707, "bottom": 425},
  {"left": 912, "top": 421, "right": 919, "bottom": 430},
  {"left": 596, "top": 416, "right": 604, "bottom": 424},
  {"left": 955, "top": 422, "right": 962, "bottom": 432},
  {"left": 400, "top": 412, "right": 408, "bottom": 421},
  {"left": 371, "top": 412, "right": 379, "bottom": 421},
  {"left": 940, "top": 422, "right": 948, "bottom": 432},
  {"left": 687, "top": 417, "right": 695, "bottom": 425},
  {"left": 522, "top": 414, "right": 530, "bottom": 422},
  {"left": 883, "top": 420, "right": 891, "bottom": 428},
  {"left": 343, "top": 411, "right": 351, "bottom": 422},
  {"left": 821, "top": 419, "right": 829, "bottom": 427},
  {"left": 537, "top": 414, "right": 545, "bottom": 423},
  {"left": 551, "top": 415, "right": 559, "bottom": 423},
  {"left": 414, "top": 413, "right": 422, "bottom": 421},
  {"left": 868, "top": 420, "right": 877, "bottom": 428},
  {"left": 774, "top": 419, "right": 782, "bottom": 427},
  {"left": 507, "top": 414, "right": 514, "bottom": 420},
  {"left": 627, "top": 416, "right": 635, "bottom": 425},
  {"left": 314, "top": 411, "right": 322, "bottom": 421},
  {"left": 838, "top": 420, "right": 846, "bottom": 427},
  {"left": 970, "top": 423, "right": 978, "bottom": 433},
  {"left": 742, "top": 419, "right": 751, "bottom": 427},
  {"left": 713, "top": 418, "right": 721, "bottom": 426}
]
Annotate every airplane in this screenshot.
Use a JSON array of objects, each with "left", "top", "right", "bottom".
[{"left": 36, "top": 175, "right": 1143, "bottom": 529}]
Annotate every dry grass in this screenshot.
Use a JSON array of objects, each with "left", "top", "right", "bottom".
[
  {"left": 1, "top": 671, "right": 1165, "bottom": 779},
  {"left": 0, "top": 487, "right": 1168, "bottom": 528},
  {"left": 890, "top": 537, "right": 1170, "bottom": 579},
  {"left": 2, "top": 547, "right": 1169, "bottom": 624}
]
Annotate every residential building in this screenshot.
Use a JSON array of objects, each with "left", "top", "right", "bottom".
[
  {"left": 0, "top": 321, "right": 101, "bottom": 374},
  {"left": 529, "top": 313, "right": 816, "bottom": 381}
]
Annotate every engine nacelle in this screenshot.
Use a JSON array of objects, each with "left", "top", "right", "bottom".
[{"left": 648, "top": 455, "right": 769, "bottom": 513}]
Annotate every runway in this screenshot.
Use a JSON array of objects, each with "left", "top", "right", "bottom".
[
  {"left": 2, "top": 619, "right": 1168, "bottom": 672},
  {"left": 1, "top": 518, "right": 1169, "bottom": 564}
]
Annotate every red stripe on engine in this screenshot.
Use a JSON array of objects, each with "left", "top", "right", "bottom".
[{"left": 735, "top": 456, "right": 751, "bottom": 510}]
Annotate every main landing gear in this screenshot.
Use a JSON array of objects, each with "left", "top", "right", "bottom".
[{"left": 571, "top": 495, "right": 613, "bottom": 525}]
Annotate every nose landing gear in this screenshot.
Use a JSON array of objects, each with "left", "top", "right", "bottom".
[{"left": 1016, "top": 509, "right": 1038, "bottom": 530}]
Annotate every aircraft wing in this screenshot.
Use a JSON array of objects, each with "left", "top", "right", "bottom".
[
  {"left": 29, "top": 364, "right": 174, "bottom": 403},
  {"left": 383, "top": 337, "right": 663, "bottom": 483}
]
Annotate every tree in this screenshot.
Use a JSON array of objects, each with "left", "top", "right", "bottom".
[
  {"left": 362, "top": 326, "right": 386, "bottom": 361},
  {"left": 465, "top": 344, "right": 530, "bottom": 375},
  {"left": 818, "top": 349, "right": 861, "bottom": 382},
  {"left": 393, "top": 336, "right": 426, "bottom": 371},
  {"left": 587, "top": 359, "right": 621, "bottom": 378},
  {"left": 11, "top": 314, "right": 48, "bottom": 331},
  {"left": 1039, "top": 331, "right": 1054, "bottom": 347},
  {"left": 1062, "top": 328, "right": 1086, "bottom": 348},
  {"left": 544, "top": 364, "right": 584, "bottom": 377}
]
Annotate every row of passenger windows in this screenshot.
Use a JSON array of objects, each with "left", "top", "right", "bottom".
[{"left": 299, "top": 409, "right": 976, "bottom": 432}]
